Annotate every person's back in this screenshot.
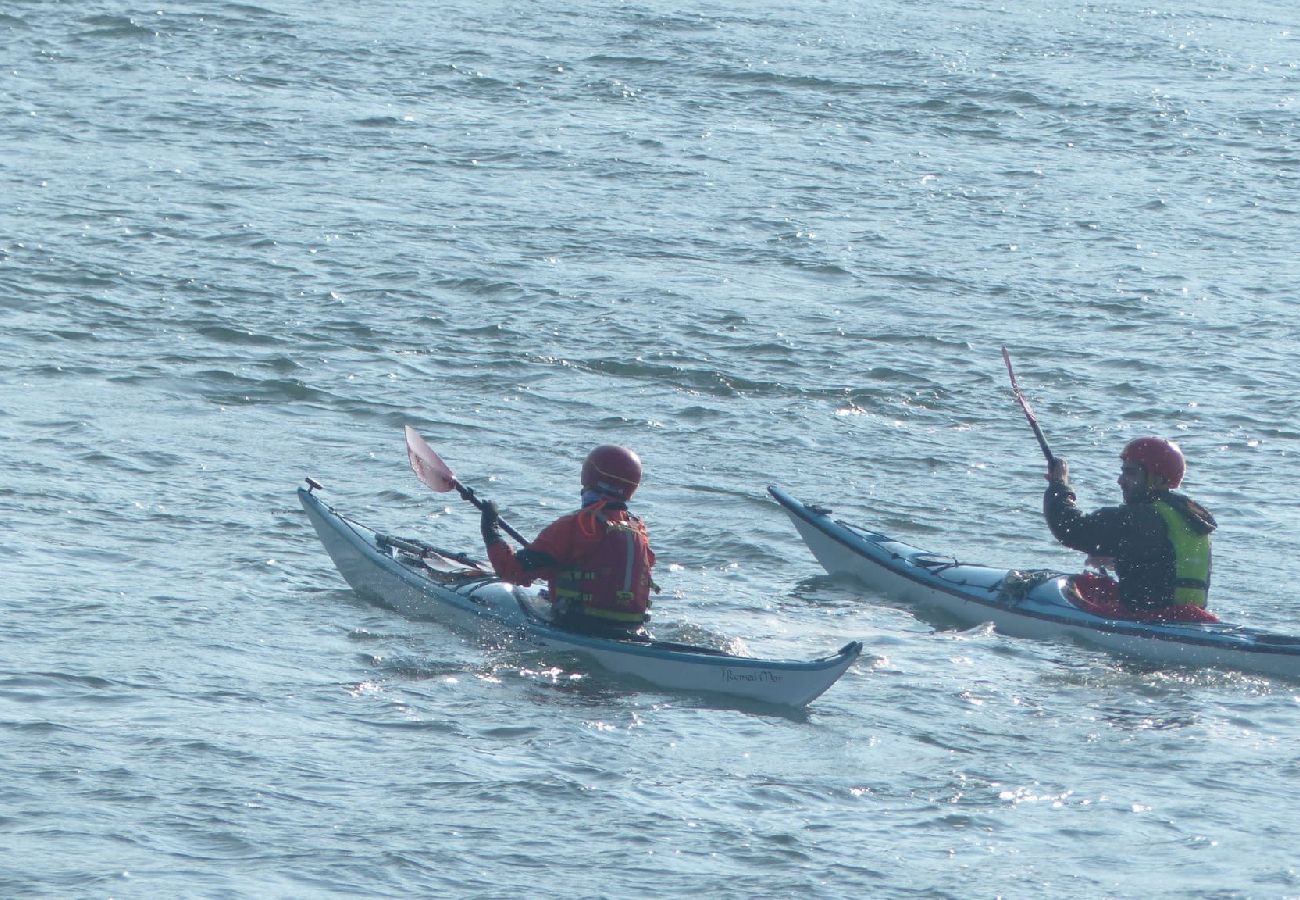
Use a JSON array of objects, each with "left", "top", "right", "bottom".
[
  {"left": 481, "top": 445, "right": 657, "bottom": 636},
  {"left": 1043, "top": 437, "right": 1216, "bottom": 612},
  {"left": 537, "top": 501, "right": 655, "bottom": 632}
]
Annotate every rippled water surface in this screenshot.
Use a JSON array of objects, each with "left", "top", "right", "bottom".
[{"left": 4, "top": 0, "right": 1300, "bottom": 896}]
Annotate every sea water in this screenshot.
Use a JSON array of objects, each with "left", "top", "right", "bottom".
[{"left": 3, "top": 1, "right": 1299, "bottom": 896}]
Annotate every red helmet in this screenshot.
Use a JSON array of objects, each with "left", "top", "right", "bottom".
[
  {"left": 581, "top": 445, "right": 642, "bottom": 500},
  {"left": 1121, "top": 437, "right": 1185, "bottom": 488}
]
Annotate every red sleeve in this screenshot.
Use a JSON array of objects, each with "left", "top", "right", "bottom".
[
  {"left": 485, "top": 515, "right": 576, "bottom": 586},
  {"left": 529, "top": 515, "right": 576, "bottom": 563},
  {"left": 487, "top": 541, "right": 529, "bottom": 585}
]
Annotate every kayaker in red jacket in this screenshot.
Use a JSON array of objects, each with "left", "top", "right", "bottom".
[
  {"left": 1043, "top": 437, "right": 1217, "bottom": 617},
  {"left": 480, "top": 445, "right": 657, "bottom": 638}
]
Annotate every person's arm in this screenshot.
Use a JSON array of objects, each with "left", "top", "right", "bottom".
[
  {"left": 481, "top": 504, "right": 562, "bottom": 585},
  {"left": 1043, "top": 480, "right": 1128, "bottom": 557}
]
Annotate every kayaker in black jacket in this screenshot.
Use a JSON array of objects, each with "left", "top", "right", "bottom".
[{"left": 1043, "top": 436, "right": 1217, "bottom": 613}]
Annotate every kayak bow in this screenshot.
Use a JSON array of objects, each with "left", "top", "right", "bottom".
[
  {"left": 299, "top": 485, "right": 861, "bottom": 707},
  {"left": 769, "top": 484, "right": 1300, "bottom": 679}
]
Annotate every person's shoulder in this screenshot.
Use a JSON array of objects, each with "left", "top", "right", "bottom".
[
  {"left": 543, "top": 509, "right": 586, "bottom": 529},
  {"left": 1165, "top": 492, "right": 1217, "bottom": 531},
  {"left": 534, "top": 510, "right": 584, "bottom": 539},
  {"left": 607, "top": 504, "right": 647, "bottom": 524},
  {"left": 1099, "top": 501, "right": 1144, "bottom": 524}
]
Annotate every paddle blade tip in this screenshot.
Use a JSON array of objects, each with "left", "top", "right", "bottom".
[{"left": 404, "top": 425, "right": 458, "bottom": 492}]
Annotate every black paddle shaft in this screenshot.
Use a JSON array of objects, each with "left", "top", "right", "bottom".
[
  {"left": 454, "top": 480, "right": 531, "bottom": 547},
  {"left": 1001, "top": 347, "right": 1056, "bottom": 466}
]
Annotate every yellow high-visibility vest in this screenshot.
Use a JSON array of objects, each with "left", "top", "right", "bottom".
[{"left": 1153, "top": 499, "right": 1212, "bottom": 608}]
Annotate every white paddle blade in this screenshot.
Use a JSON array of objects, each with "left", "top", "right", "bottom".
[{"left": 404, "top": 425, "right": 458, "bottom": 492}]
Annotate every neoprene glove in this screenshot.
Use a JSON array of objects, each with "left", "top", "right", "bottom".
[{"left": 480, "top": 501, "right": 503, "bottom": 545}]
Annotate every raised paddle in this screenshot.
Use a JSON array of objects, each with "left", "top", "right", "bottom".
[
  {"left": 404, "top": 425, "right": 531, "bottom": 547},
  {"left": 1001, "top": 346, "right": 1056, "bottom": 466}
]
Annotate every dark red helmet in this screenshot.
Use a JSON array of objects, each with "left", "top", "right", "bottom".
[
  {"left": 581, "top": 445, "right": 642, "bottom": 500},
  {"left": 1121, "top": 437, "right": 1185, "bottom": 488}
]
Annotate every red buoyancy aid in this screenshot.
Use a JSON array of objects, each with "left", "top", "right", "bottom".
[{"left": 551, "top": 510, "right": 654, "bottom": 624}]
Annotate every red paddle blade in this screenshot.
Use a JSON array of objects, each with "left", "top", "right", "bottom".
[{"left": 404, "top": 426, "right": 458, "bottom": 492}]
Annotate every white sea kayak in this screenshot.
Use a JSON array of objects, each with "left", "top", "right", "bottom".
[
  {"left": 299, "top": 484, "right": 861, "bottom": 707},
  {"left": 769, "top": 484, "right": 1300, "bottom": 679}
]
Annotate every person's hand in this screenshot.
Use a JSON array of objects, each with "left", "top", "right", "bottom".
[
  {"left": 480, "top": 501, "right": 503, "bottom": 545},
  {"left": 1046, "top": 457, "right": 1069, "bottom": 484}
]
